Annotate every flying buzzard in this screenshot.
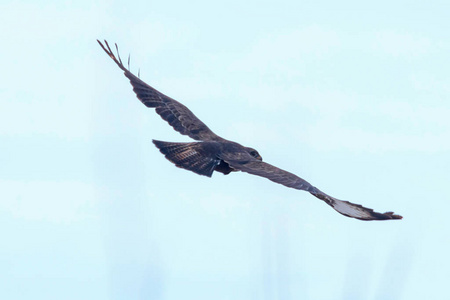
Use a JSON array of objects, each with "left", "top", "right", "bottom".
[{"left": 98, "top": 40, "right": 402, "bottom": 221}]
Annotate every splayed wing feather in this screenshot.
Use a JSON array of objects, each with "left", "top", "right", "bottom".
[
  {"left": 226, "top": 159, "right": 402, "bottom": 221},
  {"left": 97, "top": 40, "right": 221, "bottom": 141}
]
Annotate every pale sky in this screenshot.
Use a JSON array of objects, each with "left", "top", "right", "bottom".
[{"left": 1, "top": 0, "right": 449, "bottom": 299}]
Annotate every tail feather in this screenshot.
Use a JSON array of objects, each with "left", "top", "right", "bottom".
[{"left": 153, "top": 140, "right": 221, "bottom": 177}]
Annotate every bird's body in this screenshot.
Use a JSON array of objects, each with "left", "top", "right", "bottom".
[{"left": 98, "top": 40, "right": 402, "bottom": 221}]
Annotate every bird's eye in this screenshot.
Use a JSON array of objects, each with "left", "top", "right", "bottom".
[{"left": 250, "top": 150, "right": 259, "bottom": 158}]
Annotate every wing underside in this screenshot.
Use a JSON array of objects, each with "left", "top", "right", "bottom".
[
  {"left": 226, "top": 159, "right": 402, "bottom": 221},
  {"left": 98, "top": 40, "right": 222, "bottom": 141}
]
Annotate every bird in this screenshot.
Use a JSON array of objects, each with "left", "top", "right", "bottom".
[{"left": 97, "top": 40, "right": 402, "bottom": 221}]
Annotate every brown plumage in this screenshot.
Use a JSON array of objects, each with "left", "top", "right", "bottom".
[{"left": 98, "top": 40, "right": 403, "bottom": 221}]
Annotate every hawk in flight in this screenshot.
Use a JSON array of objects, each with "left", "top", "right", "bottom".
[{"left": 98, "top": 40, "right": 402, "bottom": 221}]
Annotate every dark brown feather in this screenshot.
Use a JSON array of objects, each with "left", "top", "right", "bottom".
[
  {"left": 153, "top": 140, "right": 221, "bottom": 177},
  {"left": 225, "top": 159, "right": 402, "bottom": 221},
  {"left": 97, "top": 40, "right": 222, "bottom": 142}
]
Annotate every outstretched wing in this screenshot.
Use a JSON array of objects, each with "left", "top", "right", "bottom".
[
  {"left": 97, "top": 40, "right": 222, "bottom": 142},
  {"left": 225, "top": 159, "right": 402, "bottom": 221}
]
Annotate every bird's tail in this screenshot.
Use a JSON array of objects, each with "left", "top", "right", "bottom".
[{"left": 152, "top": 140, "right": 220, "bottom": 177}]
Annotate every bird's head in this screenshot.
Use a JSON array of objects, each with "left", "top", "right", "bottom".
[{"left": 245, "top": 147, "right": 263, "bottom": 161}]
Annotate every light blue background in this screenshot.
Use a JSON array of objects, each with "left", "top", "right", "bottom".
[{"left": 1, "top": 0, "right": 449, "bottom": 299}]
